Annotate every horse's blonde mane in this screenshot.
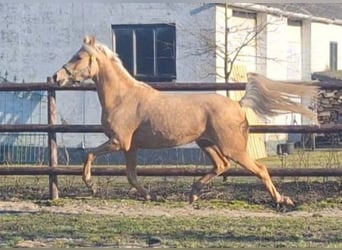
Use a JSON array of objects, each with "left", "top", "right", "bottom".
[{"left": 89, "top": 41, "right": 123, "bottom": 64}]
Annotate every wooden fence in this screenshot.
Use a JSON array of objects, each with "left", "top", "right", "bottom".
[{"left": 1, "top": 78, "right": 342, "bottom": 200}]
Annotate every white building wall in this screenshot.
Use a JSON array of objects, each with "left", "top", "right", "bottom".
[
  {"left": 3, "top": 2, "right": 342, "bottom": 151},
  {"left": 0, "top": 2, "right": 217, "bottom": 147},
  {"left": 301, "top": 20, "right": 312, "bottom": 81},
  {"left": 214, "top": 4, "right": 229, "bottom": 83},
  {"left": 228, "top": 12, "right": 257, "bottom": 74},
  {"left": 0, "top": 2, "right": 216, "bottom": 82},
  {"left": 256, "top": 13, "right": 268, "bottom": 75},
  {"left": 215, "top": 8, "right": 325, "bottom": 153},
  {"left": 311, "top": 22, "right": 332, "bottom": 72},
  {"left": 311, "top": 22, "right": 342, "bottom": 72},
  {"left": 287, "top": 21, "right": 302, "bottom": 80},
  {"left": 265, "top": 15, "right": 288, "bottom": 80},
  {"left": 333, "top": 24, "right": 342, "bottom": 70},
  {"left": 263, "top": 15, "right": 289, "bottom": 148},
  {"left": 264, "top": 15, "right": 304, "bottom": 151}
]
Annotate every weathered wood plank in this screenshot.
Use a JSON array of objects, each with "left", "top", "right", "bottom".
[{"left": 0, "top": 166, "right": 341, "bottom": 177}]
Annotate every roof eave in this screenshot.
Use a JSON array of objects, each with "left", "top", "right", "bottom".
[{"left": 220, "top": 3, "right": 342, "bottom": 25}]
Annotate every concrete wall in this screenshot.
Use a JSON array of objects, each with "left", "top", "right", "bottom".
[
  {"left": 0, "top": 2, "right": 217, "bottom": 148},
  {"left": 2, "top": 2, "right": 342, "bottom": 156},
  {"left": 0, "top": 2, "right": 217, "bottom": 82},
  {"left": 311, "top": 22, "right": 342, "bottom": 72},
  {"left": 264, "top": 15, "right": 301, "bottom": 150}
]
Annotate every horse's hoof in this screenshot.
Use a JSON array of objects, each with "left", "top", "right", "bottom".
[
  {"left": 84, "top": 180, "right": 97, "bottom": 196},
  {"left": 144, "top": 194, "right": 166, "bottom": 203},
  {"left": 144, "top": 193, "right": 157, "bottom": 202},
  {"left": 277, "top": 196, "right": 295, "bottom": 206},
  {"left": 189, "top": 194, "right": 199, "bottom": 204},
  {"left": 91, "top": 187, "right": 97, "bottom": 196},
  {"left": 275, "top": 196, "right": 295, "bottom": 212},
  {"left": 145, "top": 193, "right": 158, "bottom": 201}
]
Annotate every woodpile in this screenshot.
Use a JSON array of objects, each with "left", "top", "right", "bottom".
[
  {"left": 316, "top": 89, "right": 342, "bottom": 147},
  {"left": 312, "top": 71, "right": 342, "bottom": 147},
  {"left": 317, "top": 90, "right": 342, "bottom": 125}
]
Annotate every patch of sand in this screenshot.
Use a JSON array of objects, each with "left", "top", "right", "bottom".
[{"left": 1, "top": 200, "right": 341, "bottom": 218}]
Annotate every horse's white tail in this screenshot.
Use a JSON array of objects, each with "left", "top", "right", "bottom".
[{"left": 240, "top": 73, "right": 319, "bottom": 124}]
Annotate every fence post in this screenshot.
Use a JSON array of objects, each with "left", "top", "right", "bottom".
[{"left": 47, "top": 77, "right": 58, "bottom": 200}]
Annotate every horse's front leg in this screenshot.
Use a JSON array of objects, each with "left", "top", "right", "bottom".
[
  {"left": 124, "top": 149, "right": 156, "bottom": 201},
  {"left": 83, "top": 139, "right": 120, "bottom": 194}
]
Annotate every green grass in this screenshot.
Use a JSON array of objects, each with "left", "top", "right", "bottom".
[
  {"left": 1, "top": 212, "right": 342, "bottom": 248},
  {"left": 0, "top": 150, "right": 341, "bottom": 248},
  {"left": 258, "top": 149, "right": 342, "bottom": 168}
]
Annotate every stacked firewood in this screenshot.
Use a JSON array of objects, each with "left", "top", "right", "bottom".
[
  {"left": 315, "top": 89, "right": 342, "bottom": 147},
  {"left": 317, "top": 90, "right": 342, "bottom": 125},
  {"left": 311, "top": 72, "right": 342, "bottom": 147}
]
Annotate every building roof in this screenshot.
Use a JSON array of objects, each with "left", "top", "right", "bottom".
[
  {"left": 260, "top": 4, "right": 342, "bottom": 21},
  {"left": 228, "top": 3, "right": 342, "bottom": 24}
]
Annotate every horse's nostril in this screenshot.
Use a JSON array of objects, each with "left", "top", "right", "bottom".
[{"left": 53, "top": 74, "right": 57, "bottom": 82}]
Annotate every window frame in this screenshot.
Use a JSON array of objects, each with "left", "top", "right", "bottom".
[{"left": 112, "top": 23, "right": 176, "bottom": 82}]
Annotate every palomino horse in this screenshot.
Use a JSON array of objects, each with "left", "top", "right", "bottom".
[{"left": 53, "top": 35, "right": 318, "bottom": 206}]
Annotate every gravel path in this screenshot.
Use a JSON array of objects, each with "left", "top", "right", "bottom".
[{"left": 1, "top": 200, "right": 341, "bottom": 218}]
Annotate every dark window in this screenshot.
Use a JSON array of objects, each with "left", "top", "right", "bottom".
[
  {"left": 330, "top": 41, "right": 338, "bottom": 71},
  {"left": 113, "top": 24, "right": 176, "bottom": 82},
  {"left": 115, "top": 29, "right": 134, "bottom": 73},
  {"left": 287, "top": 19, "right": 302, "bottom": 26},
  {"left": 232, "top": 10, "right": 256, "bottom": 19}
]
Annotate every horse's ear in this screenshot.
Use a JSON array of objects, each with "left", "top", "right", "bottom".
[{"left": 84, "top": 35, "right": 96, "bottom": 46}]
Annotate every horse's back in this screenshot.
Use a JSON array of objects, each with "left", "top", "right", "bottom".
[
  {"left": 182, "top": 92, "right": 246, "bottom": 123},
  {"left": 131, "top": 90, "right": 246, "bottom": 148},
  {"left": 139, "top": 91, "right": 246, "bottom": 126}
]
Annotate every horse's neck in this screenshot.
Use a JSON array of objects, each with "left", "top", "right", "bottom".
[{"left": 95, "top": 60, "right": 136, "bottom": 109}]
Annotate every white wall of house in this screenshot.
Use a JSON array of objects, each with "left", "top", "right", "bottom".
[
  {"left": 0, "top": 2, "right": 217, "bottom": 147},
  {"left": 215, "top": 5, "right": 257, "bottom": 82},
  {"left": 214, "top": 5, "right": 228, "bottom": 84},
  {"left": 311, "top": 22, "right": 342, "bottom": 72},
  {"left": 261, "top": 14, "right": 294, "bottom": 148},
  {"left": 229, "top": 12, "right": 257, "bottom": 74},
  {"left": 264, "top": 15, "right": 289, "bottom": 80},
  {"left": 222, "top": 7, "right": 342, "bottom": 152},
  {"left": 2, "top": 2, "right": 342, "bottom": 152},
  {"left": 220, "top": 10, "right": 302, "bottom": 148},
  {"left": 0, "top": 2, "right": 216, "bottom": 83}
]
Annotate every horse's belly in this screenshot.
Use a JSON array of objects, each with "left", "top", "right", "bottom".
[{"left": 132, "top": 125, "right": 202, "bottom": 149}]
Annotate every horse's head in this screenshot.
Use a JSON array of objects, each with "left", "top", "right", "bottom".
[{"left": 53, "top": 36, "right": 100, "bottom": 86}]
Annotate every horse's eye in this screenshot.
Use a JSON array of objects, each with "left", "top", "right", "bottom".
[{"left": 72, "top": 55, "right": 82, "bottom": 61}]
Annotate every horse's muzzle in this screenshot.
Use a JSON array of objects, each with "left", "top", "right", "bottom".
[{"left": 53, "top": 69, "right": 68, "bottom": 86}]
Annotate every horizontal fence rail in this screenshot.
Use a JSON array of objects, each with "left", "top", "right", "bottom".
[
  {"left": 1, "top": 79, "right": 342, "bottom": 200},
  {"left": 1, "top": 124, "right": 342, "bottom": 134},
  {"left": 0, "top": 166, "right": 342, "bottom": 177},
  {"left": 1, "top": 80, "right": 342, "bottom": 92}
]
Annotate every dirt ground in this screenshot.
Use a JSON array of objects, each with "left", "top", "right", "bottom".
[
  {"left": 1, "top": 199, "right": 342, "bottom": 218},
  {"left": 1, "top": 178, "right": 341, "bottom": 248},
  {"left": 1, "top": 179, "right": 341, "bottom": 218}
]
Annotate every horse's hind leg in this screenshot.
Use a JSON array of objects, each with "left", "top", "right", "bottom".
[
  {"left": 124, "top": 149, "right": 154, "bottom": 201},
  {"left": 231, "top": 151, "right": 294, "bottom": 206},
  {"left": 190, "top": 140, "right": 230, "bottom": 203}
]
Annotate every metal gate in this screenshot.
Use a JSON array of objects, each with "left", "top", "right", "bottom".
[{"left": 0, "top": 75, "right": 47, "bottom": 164}]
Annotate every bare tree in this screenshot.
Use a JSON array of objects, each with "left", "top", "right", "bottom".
[{"left": 179, "top": 4, "right": 281, "bottom": 82}]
